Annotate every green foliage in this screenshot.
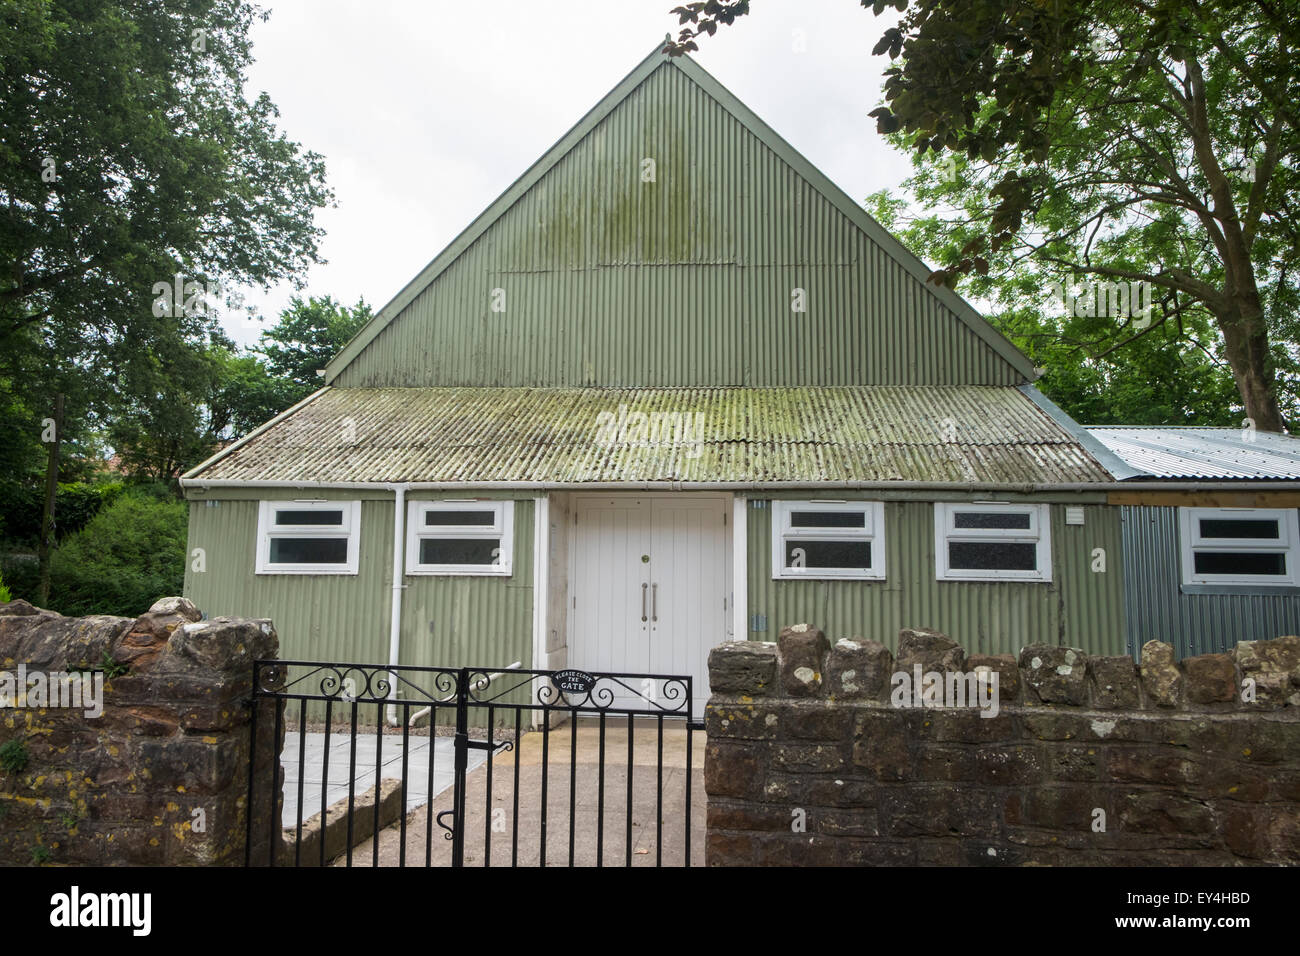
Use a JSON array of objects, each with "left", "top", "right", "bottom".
[
  {"left": 68, "top": 651, "right": 130, "bottom": 680},
  {"left": 98, "top": 652, "right": 130, "bottom": 681},
  {"left": 0, "top": 0, "right": 333, "bottom": 493},
  {"left": 0, "top": 556, "right": 37, "bottom": 605},
  {"left": 107, "top": 295, "right": 370, "bottom": 478},
  {"left": 0, "top": 739, "right": 29, "bottom": 774},
  {"left": 45, "top": 493, "right": 187, "bottom": 617},
  {"left": 2, "top": 480, "right": 126, "bottom": 550},
  {"left": 674, "top": 1, "right": 1299, "bottom": 429},
  {"left": 255, "top": 296, "right": 373, "bottom": 399},
  {"left": 108, "top": 337, "right": 246, "bottom": 480},
  {"left": 868, "top": 191, "right": 1244, "bottom": 425},
  {"left": 863, "top": 0, "right": 1299, "bottom": 428},
  {"left": 30, "top": 845, "right": 51, "bottom": 865},
  {"left": 0, "top": 569, "right": 9, "bottom": 603}
]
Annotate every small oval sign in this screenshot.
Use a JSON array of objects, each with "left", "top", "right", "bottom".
[{"left": 553, "top": 669, "right": 597, "bottom": 695}]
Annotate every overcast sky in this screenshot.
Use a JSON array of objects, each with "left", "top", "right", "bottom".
[{"left": 227, "top": 0, "right": 910, "bottom": 346}]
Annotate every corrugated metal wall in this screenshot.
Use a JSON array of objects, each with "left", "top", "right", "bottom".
[
  {"left": 336, "top": 63, "right": 1022, "bottom": 390},
  {"left": 746, "top": 496, "right": 1126, "bottom": 656},
  {"left": 1121, "top": 506, "right": 1300, "bottom": 657},
  {"left": 399, "top": 499, "right": 534, "bottom": 720},
  {"left": 183, "top": 494, "right": 534, "bottom": 721}
]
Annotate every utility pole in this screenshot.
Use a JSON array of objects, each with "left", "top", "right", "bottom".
[{"left": 36, "top": 392, "right": 64, "bottom": 607}]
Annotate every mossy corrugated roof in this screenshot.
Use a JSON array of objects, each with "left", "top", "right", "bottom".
[{"left": 184, "top": 386, "right": 1111, "bottom": 485}]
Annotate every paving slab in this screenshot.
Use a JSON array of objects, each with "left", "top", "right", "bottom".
[
  {"left": 280, "top": 730, "right": 485, "bottom": 828},
  {"left": 342, "top": 719, "right": 707, "bottom": 866}
]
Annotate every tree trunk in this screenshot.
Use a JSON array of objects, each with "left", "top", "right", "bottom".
[
  {"left": 1217, "top": 302, "right": 1284, "bottom": 433},
  {"left": 36, "top": 392, "right": 64, "bottom": 606}
]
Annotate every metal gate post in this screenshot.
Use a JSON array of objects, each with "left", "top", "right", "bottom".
[{"left": 451, "top": 666, "right": 470, "bottom": 868}]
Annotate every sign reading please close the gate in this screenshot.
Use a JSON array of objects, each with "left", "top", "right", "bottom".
[{"left": 553, "top": 669, "right": 597, "bottom": 695}]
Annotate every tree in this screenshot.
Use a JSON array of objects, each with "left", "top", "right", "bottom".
[
  {"left": 107, "top": 296, "right": 371, "bottom": 479},
  {"left": 255, "top": 295, "right": 372, "bottom": 401},
  {"left": 866, "top": 191, "right": 1247, "bottom": 425},
  {"left": 106, "top": 333, "right": 243, "bottom": 480},
  {"left": 665, "top": 1, "right": 1300, "bottom": 431},
  {"left": 46, "top": 492, "right": 188, "bottom": 617},
  {"left": 0, "top": 0, "right": 334, "bottom": 485}
]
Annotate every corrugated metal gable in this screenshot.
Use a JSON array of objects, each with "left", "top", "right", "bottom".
[{"left": 326, "top": 50, "right": 1033, "bottom": 388}]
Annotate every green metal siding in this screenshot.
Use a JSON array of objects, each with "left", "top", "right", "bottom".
[
  {"left": 335, "top": 63, "right": 1023, "bottom": 390},
  {"left": 1121, "top": 505, "right": 1300, "bottom": 658},
  {"left": 183, "top": 495, "right": 535, "bottom": 721},
  {"left": 746, "top": 497, "right": 1125, "bottom": 656},
  {"left": 398, "top": 498, "right": 533, "bottom": 674},
  {"left": 184, "top": 497, "right": 395, "bottom": 666}
]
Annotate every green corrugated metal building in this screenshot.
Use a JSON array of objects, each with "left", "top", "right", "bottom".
[{"left": 181, "top": 46, "right": 1132, "bottom": 715}]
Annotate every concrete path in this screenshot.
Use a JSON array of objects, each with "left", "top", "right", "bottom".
[
  {"left": 343, "top": 720, "right": 707, "bottom": 866},
  {"left": 280, "top": 730, "right": 486, "bottom": 828}
]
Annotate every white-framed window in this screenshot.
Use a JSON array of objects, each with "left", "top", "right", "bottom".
[
  {"left": 771, "top": 500, "right": 885, "bottom": 580},
  {"left": 407, "top": 500, "right": 514, "bottom": 576},
  {"left": 256, "top": 500, "right": 361, "bottom": 574},
  {"left": 1178, "top": 507, "right": 1300, "bottom": 588},
  {"left": 934, "top": 502, "right": 1052, "bottom": 582}
]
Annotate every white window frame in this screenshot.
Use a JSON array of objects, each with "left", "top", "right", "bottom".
[
  {"left": 256, "top": 500, "right": 361, "bottom": 575},
  {"left": 407, "top": 500, "right": 514, "bottom": 576},
  {"left": 771, "top": 500, "right": 885, "bottom": 580},
  {"left": 934, "top": 502, "right": 1052, "bottom": 583},
  {"left": 1178, "top": 507, "right": 1300, "bottom": 588}
]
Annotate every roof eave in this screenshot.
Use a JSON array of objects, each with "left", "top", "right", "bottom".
[{"left": 180, "top": 386, "right": 332, "bottom": 482}]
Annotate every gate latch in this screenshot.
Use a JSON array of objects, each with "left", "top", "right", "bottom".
[{"left": 459, "top": 735, "right": 514, "bottom": 755}]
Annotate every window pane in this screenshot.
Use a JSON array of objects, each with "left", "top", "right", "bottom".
[
  {"left": 425, "top": 510, "right": 496, "bottom": 527},
  {"left": 953, "top": 511, "right": 1031, "bottom": 530},
  {"left": 784, "top": 539, "right": 871, "bottom": 569},
  {"left": 275, "top": 509, "right": 344, "bottom": 526},
  {"left": 421, "top": 538, "right": 502, "bottom": 566},
  {"left": 948, "top": 541, "right": 1037, "bottom": 571},
  {"left": 270, "top": 537, "right": 348, "bottom": 564},
  {"left": 1194, "top": 551, "right": 1286, "bottom": 576},
  {"left": 789, "top": 510, "right": 865, "bottom": 529},
  {"left": 1199, "top": 518, "right": 1280, "bottom": 540}
]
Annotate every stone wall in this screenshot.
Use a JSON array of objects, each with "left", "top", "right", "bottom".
[
  {"left": 705, "top": 624, "right": 1300, "bottom": 866},
  {"left": 0, "top": 597, "right": 281, "bottom": 866}
]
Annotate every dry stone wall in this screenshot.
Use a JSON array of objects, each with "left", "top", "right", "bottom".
[
  {"left": 705, "top": 624, "right": 1300, "bottom": 866},
  {"left": 0, "top": 597, "right": 281, "bottom": 866}
]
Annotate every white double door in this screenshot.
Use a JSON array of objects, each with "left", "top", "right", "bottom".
[{"left": 568, "top": 495, "right": 729, "bottom": 718}]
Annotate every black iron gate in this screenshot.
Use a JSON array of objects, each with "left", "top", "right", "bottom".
[{"left": 245, "top": 660, "right": 703, "bottom": 867}]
